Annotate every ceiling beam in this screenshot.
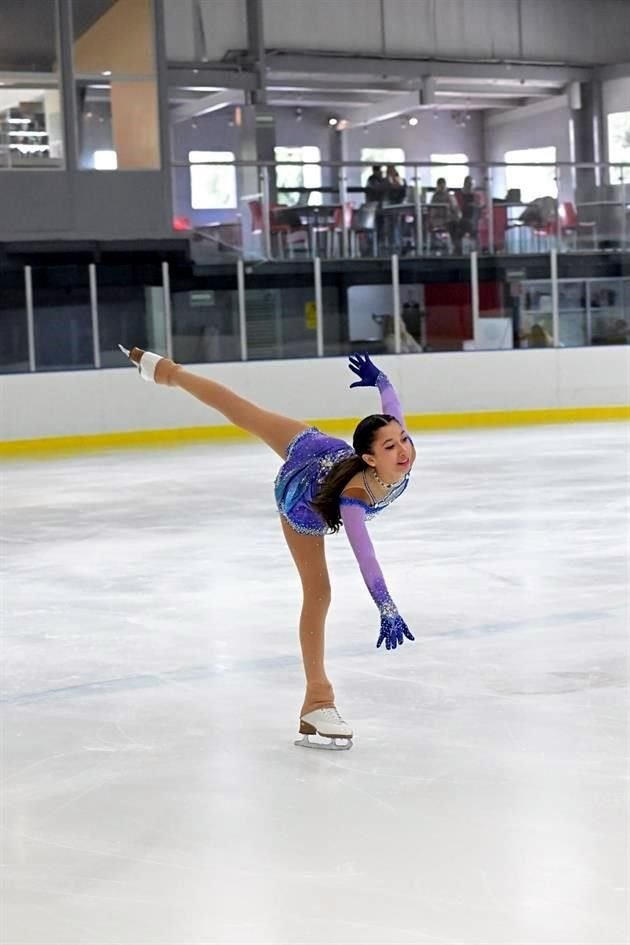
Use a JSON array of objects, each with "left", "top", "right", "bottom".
[
  {"left": 171, "top": 88, "right": 244, "bottom": 123},
  {"left": 168, "top": 64, "right": 256, "bottom": 90},
  {"left": 265, "top": 53, "right": 592, "bottom": 85}
]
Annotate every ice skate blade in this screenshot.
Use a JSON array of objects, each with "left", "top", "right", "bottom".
[{"left": 294, "top": 734, "right": 353, "bottom": 751}]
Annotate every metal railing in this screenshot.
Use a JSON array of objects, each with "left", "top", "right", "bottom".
[{"left": 171, "top": 158, "right": 630, "bottom": 262}]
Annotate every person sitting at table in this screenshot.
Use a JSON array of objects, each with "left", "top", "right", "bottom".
[{"left": 429, "top": 177, "right": 461, "bottom": 253}]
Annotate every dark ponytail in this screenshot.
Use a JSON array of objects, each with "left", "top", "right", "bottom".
[{"left": 310, "top": 413, "right": 399, "bottom": 532}]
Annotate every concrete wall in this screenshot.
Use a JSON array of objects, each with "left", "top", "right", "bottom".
[
  {"left": 163, "top": 0, "right": 630, "bottom": 65},
  {"left": 2, "top": 349, "right": 628, "bottom": 444}
]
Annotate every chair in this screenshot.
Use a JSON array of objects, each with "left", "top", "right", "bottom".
[
  {"left": 330, "top": 202, "right": 354, "bottom": 256},
  {"left": 559, "top": 201, "right": 597, "bottom": 250},
  {"left": 248, "top": 200, "right": 308, "bottom": 258},
  {"left": 350, "top": 203, "right": 378, "bottom": 257},
  {"left": 427, "top": 204, "right": 453, "bottom": 255}
]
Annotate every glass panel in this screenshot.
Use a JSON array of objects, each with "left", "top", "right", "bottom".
[
  {"left": 171, "top": 285, "right": 241, "bottom": 363},
  {"left": 401, "top": 258, "right": 475, "bottom": 353},
  {"left": 520, "top": 281, "right": 555, "bottom": 348},
  {"left": 0, "top": 269, "right": 29, "bottom": 373},
  {"left": 31, "top": 266, "right": 94, "bottom": 371},
  {"left": 0, "top": 3, "right": 63, "bottom": 168},
  {"left": 73, "top": 0, "right": 160, "bottom": 170},
  {"left": 322, "top": 260, "right": 394, "bottom": 357},
  {"left": 244, "top": 268, "right": 318, "bottom": 360},
  {"left": 454, "top": 256, "right": 552, "bottom": 351},
  {"left": 557, "top": 281, "right": 588, "bottom": 347},
  {"left": 95, "top": 264, "right": 166, "bottom": 367},
  {"left": 590, "top": 279, "right": 629, "bottom": 346}
]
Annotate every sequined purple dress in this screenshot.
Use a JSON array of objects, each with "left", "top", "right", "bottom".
[
  {"left": 274, "top": 428, "right": 354, "bottom": 536},
  {"left": 274, "top": 373, "right": 410, "bottom": 537}
]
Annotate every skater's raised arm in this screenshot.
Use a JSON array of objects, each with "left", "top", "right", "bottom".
[
  {"left": 339, "top": 497, "right": 414, "bottom": 651},
  {"left": 348, "top": 353, "right": 406, "bottom": 427}
]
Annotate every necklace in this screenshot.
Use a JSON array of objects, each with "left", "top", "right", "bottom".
[{"left": 370, "top": 467, "right": 392, "bottom": 490}]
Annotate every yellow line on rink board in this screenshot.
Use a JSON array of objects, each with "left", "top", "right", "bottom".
[{"left": 1, "top": 405, "right": 628, "bottom": 458}]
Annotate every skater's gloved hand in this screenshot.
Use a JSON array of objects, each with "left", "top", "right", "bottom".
[
  {"left": 348, "top": 353, "right": 381, "bottom": 388},
  {"left": 377, "top": 608, "right": 415, "bottom": 651}
]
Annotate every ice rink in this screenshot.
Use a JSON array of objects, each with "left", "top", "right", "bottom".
[{"left": 2, "top": 422, "right": 628, "bottom": 945}]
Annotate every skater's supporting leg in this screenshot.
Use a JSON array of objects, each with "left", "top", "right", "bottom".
[
  {"left": 280, "top": 518, "right": 335, "bottom": 716},
  {"left": 128, "top": 347, "right": 308, "bottom": 459}
]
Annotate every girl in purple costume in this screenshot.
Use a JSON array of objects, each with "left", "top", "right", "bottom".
[{"left": 120, "top": 347, "right": 415, "bottom": 748}]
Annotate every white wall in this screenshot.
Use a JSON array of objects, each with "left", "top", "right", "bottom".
[
  {"left": 484, "top": 99, "right": 573, "bottom": 201},
  {"left": 163, "top": 0, "right": 630, "bottom": 66},
  {"left": 2, "top": 349, "right": 628, "bottom": 444}
]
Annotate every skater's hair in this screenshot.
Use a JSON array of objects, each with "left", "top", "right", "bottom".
[{"left": 310, "top": 414, "right": 400, "bottom": 532}]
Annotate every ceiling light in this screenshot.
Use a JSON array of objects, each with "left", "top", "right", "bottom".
[
  {"left": 408, "top": 116, "right": 419, "bottom": 126},
  {"left": 101, "top": 70, "right": 111, "bottom": 77},
  {"left": 327, "top": 116, "right": 338, "bottom": 127}
]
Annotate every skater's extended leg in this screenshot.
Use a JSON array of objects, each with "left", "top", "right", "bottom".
[
  {"left": 280, "top": 518, "right": 335, "bottom": 716},
  {"left": 125, "top": 347, "right": 308, "bottom": 459}
]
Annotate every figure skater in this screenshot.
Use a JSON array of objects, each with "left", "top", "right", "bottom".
[{"left": 119, "top": 346, "right": 415, "bottom": 750}]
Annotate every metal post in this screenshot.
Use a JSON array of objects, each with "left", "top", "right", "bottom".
[
  {"left": 260, "top": 164, "right": 272, "bottom": 259},
  {"left": 486, "top": 165, "right": 495, "bottom": 254},
  {"left": 550, "top": 247, "right": 560, "bottom": 347},
  {"left": 555, "top": 162, "right": 562, "bottom": 249},
  {"left": 89, "top": 263, "right": 101, "bottom": 368},
  {"left": 392, "top": 253, "right": 401, "bottom": 355},
  {"left": 470, "top": 250, "right": 480, "bottom": 347},
  {"left": 314, "top": 255, "right": 324, "bottom": 357},
  {"left": 161, "top": 261, "right": 173, "bottom": 360},
  {"left": 622, "top": 169, "right": 628, "bottom": 250},
  {"left": 237, "top": 258, "right": 248, "bottom": 360},
  {"left": 339, "top": 166, "right": 349, "bottom": 258},
  {"left": 24, "top": 265, "right": 35, "bottom": 372},
  {"left": 413, "top": 166, "right": 423, "bottom": 256}
]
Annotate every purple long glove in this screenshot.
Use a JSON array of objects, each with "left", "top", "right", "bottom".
[
  {"left": 348, "top": 353, "right": 405, "bottom": 426},
  {"left": 340, "top": 500, "right": 415, "bottom": 651},
  {"left": 348, "top": 352, "right": 380, "bottom": 388}
]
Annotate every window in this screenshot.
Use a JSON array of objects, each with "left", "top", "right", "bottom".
[
  {"left": 0, "top": 2, "right": 63, "bottom": 169},
  {"left": 505, "top": 146, "right": 557, "bottom": 204},
  {"left": 607, "top": 112, "right": 630, "bottom": 180},
  {"left": 73, "top": 0, "right": 159, "bottom": 170},
  {"left": 429, "top": 154, "right": 469, "bottom": 189},
  {"left": 189, "top": 151, "right": 237, "bottom": 210},
  {"left": 360, "top": 148, "right": 405, "bottom": 186},
  {"left": 93, "top": 149, "right": 117, "bottom": 170},
  {"left": 274, "top": 146, "right": 322, "bottom": 205}
]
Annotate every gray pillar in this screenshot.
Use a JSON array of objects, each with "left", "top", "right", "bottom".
[
  {"left": 571, "top": 80, "right": 605, "bottom": 203},
  {"left": 152, "top": 0, "right": 175, "bottom": 232},
  {"left": 246, "top": 0, "right": 266, "bottom": 106},
  {"left": 57, "top": 0, "right": 78, "bottom": 172}
]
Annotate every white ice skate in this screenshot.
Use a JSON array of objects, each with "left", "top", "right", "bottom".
[
  {"left": 294, "top": 707, "right": 353, "bottom": 751},
  {"left": 118, "top": 344, "right": 163, "bottom": 382}
]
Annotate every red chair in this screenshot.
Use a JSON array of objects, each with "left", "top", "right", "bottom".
[
  {"left": 248, "top": 200, "right": 309, "bottom": 258},
  {"left": 330, "top": 202, "right": 354, "bottom": 256},
  {"left": 559, "top": 201, "right": 597, "bottom": 249}
]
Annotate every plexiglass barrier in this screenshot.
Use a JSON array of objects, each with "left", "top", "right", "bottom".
[{"left": 1, "top": 250, "right": 628, "bottom": 374}]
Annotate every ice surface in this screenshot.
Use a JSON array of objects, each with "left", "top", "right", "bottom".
[{"left": 1, "top": 423, "right": 628, "bottom": 945}]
